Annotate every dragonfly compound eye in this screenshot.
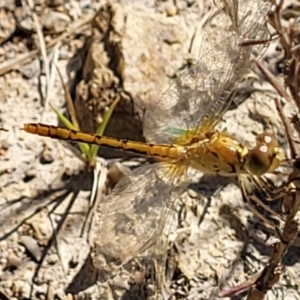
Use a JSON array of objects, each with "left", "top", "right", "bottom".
[
  {"left": 247, "top": 132, "right": 284, "bottom": 176},
  {"left": 247, "top": 144, "right": 273, "bottom": 176},
  {"left": 256, "top": 132, "right": 279, "bottom": 149}
]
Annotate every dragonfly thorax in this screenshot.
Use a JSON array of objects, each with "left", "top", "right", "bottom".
[{"left": 186, "top": 131, "right": 248, "bottom": 175}]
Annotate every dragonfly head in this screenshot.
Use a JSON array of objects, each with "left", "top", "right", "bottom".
[{"left": 246, "top": 132, "right": 285, "bottom": 176}]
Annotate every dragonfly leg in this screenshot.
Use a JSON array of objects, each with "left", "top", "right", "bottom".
[
  {"left": 240, "top": 178, "right": 284, "bottom": 229},
  {"left": 252, "top": 176, "right": 287, "bottom": 202}
]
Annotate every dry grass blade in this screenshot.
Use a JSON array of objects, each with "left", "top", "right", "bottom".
[
  {"left": 83, "top": 159, "right": 108, "bottom": 240},
  {"left": 25, "top": 0, "right": 50, "bottom": 102},
  {"left": 0, "top": 12, "right": 95, "bottom": 76},
  {"left": 54, "top": 62, "right": 80, "bottom": 130}
]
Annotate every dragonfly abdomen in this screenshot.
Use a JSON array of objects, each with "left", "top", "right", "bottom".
[{"left": 23, "top": 123, "right": 185, "bottom": 160}]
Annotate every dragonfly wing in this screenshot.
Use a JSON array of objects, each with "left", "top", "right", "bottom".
[
  {"left": 144, "top": 0, "right": 270, "bottom": 145},
  {"left": 195, "top": 0, "right": 271, "bottom": 130},
  {"left": 91, "top": 162, "right": 189, "bottom": 268}
]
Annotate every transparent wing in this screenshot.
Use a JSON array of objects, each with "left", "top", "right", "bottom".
[
  {"left": 91, "top": 162, "right": 189, "bottom": 267},
  {"left": 144, "top": 0, "right": 270, "bottom": 144}
]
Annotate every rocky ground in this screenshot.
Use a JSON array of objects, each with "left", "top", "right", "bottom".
[{"left": 1, "top": 0, "right": 300, "bottom": 299}]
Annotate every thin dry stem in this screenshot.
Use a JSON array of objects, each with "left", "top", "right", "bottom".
[
  {"left": 26, "top": 0, "right": 50, "bottom": 102},
  {"left": 219, "top": 1, "right": 300, "bottom": 298},
  {"left": 53, "top": 62, "right": 80, "bottom": 130},
  {"left": 246, "top": 1, "right": 300, "bottom": 298},
  {"left": 0, "top": 12, "right": 94, "bottom": 76}
]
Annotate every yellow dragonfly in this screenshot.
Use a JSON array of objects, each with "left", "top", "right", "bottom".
[{"left": 23, "top": 0, "right": 280, "bottom": 275}]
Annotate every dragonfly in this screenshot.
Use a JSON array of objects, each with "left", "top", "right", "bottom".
[{"left": 23, "top": 0, "right": 281, "bottom": 283}]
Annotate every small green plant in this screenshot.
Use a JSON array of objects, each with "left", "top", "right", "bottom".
[{"left": 53, "top": 63, "right": 119, "bottom": 164}]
